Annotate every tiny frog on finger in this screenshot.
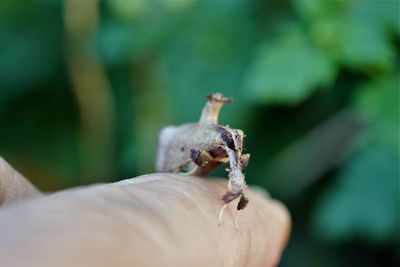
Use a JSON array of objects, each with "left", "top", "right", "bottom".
[{"left": 156, "top": 93, "right": 250, "bottom": 229}]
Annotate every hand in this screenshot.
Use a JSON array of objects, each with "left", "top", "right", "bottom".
[{"left": 0, "top": 157, "right": 290, "bottom": 267}]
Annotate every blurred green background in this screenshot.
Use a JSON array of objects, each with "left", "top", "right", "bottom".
[{"left": 0, "top": 0, "right": 399, "bottom": 266}]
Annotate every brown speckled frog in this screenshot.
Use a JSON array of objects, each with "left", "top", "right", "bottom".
[{"left": 156, "top": 93, "right": 250, "bottom": 228}]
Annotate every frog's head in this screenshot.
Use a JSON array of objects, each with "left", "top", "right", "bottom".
[{"left": 218, "top": 126, "right": 245, "bottom": 153}]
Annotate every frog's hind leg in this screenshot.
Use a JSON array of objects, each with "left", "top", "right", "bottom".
[
  {"left": 170, "top": 159, "right": 192, "bottom": 173},
  {"left": 219, "top": 193, "right": 248, "bottom": 230},
  {"left": 178, "top": 148, "right": 215, "bottom": 176},
  {"left": 218, "top": 204, "right": 228, "bottom": 226},
  {"left": 234, "top": 194, "right": 249, "bottom": 231},
  {"left": 199, "top": 93, "right": 232, "bottom": 126},
  {"left": 181, "top": 164, "right": 199, "bottom": 175},
  {"left": 218, "top": 190, "right": 242, "bottom": 227}
]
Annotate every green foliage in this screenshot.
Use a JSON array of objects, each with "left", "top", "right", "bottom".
[
  {"left": 354, "top": 75, "right": 400, "bottom": 157},
  {"left": 313, "top": 149, "right": 399, "bottom": 243},
  {"left": 245, "top": 27, "right": 336, "bottom": 104},
  {"left": 296, "top": 0, "right": 398, "bottom": 71},
  {"left": 311, "top": 73, "right": 399, "bottom": 244},
  {"left": 0, "top": 0, "right": 62, "bottom": 107}
]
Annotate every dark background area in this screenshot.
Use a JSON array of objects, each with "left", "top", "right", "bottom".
[{"left": 0, "top": 0, "right": 399, "bottom": 266}]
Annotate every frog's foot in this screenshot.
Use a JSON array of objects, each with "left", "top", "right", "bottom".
[
  {"left": 218, "top": 191, "right": 242, "bottom": 225},
  {"left": 199, "top": 93, "right": 233, "bottom": 126},
  {"left": 181, "top": 165, "right": 199, "bottom": 175},
  {"left": 218, "top": 204, "right": 228, "bottom": 227},
  {"left": 218, "top": 193, "right": 248, "bottom": 230},
  {"left": 237, "top": 194, "right": 249, "bottom": 210},
  {"left": 234, "top": 195, "right": 249, "bottom": 231}
]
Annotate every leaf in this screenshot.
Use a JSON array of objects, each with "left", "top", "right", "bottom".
[
  {"left": 312, "top": 74, "right": 399, "bottom": 243},
  {"left": 295, "top": 0, "right": 398, "bottom": 72},
  {"left": 335, "top": 19, "right": 395, "bottom": 71},
  {"left": 107, "top": 0, "right": 150, "bottom": 19},
  {"left": 0, "top": 1, "right": 62, "bottom": 106},
  {"left": 162, "top": 0, "right": 197, "bottom": 12},
  {"left": 312, "top": 149, "right": 399, "bottom": 243},
  {"left": 353, "top": 75, "right": 400, "bottom": 157},
  {"left": 245, "top": 28, "right": 336, "bottom": 105}
]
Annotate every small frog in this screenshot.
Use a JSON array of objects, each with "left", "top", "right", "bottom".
[{"left": 156, "top": 93, "right": 250, "bottom": 228}]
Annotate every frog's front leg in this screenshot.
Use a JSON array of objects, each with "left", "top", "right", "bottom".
[
  {"left": 183, "top": 148, "right": 224, "bottom": 176},
  {"left": 190, "top": 148, "right": 214, "bottom": 167}
]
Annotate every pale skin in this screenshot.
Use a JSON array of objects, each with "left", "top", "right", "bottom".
[{"left": 0, "top": 157, "right": 290, "bottom": 267}]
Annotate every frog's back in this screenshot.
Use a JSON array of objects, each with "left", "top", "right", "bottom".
[{"left": 155, "top": 123, "right": 222, "bottom": 172}]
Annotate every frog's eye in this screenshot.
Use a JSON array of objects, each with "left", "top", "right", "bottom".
[
  {"left": 218, "top": 127, "right": 235, "bottom": 150},
  {"left": 190, "top": 149, "right": 202, "bottom": 166}
]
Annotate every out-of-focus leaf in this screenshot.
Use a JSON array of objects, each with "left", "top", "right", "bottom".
[
  {"left": 98, "top": 12, "right": 177, "bottom": 65},
  {"left": 245, "top": 28, "right": 336, "bottom": 105},
  {"left": 0, "top": 1, "right": 62, "bottom": 107},
  {"left": 162, "top": 0, "right": 197, "bottom": 12},
  {"left": 0, "top": 31, "right": 58, "bottom": 89},
  {"left": 160, "top": 0, "right": 254, "bottom": 124},
  {"left": 312, "top": 74, "right": 399, "bottom": 244},
  {"left": 107, "top": 0, "right": 150, "bottom": 19},
  {"left": 312, "top": 149, "right": 399, "bottom": 243},
  {"left": 353, "top": 75, "right": 399, "bottom": 157},
  {"left": 333, "top": 19, "right": 394, "bottom": 71},
  {"left": 0, "top": 87, "right": 81, "bottom": 190},
  {"left": 295, "top": 0, "right": 398, "bottom": 72}
]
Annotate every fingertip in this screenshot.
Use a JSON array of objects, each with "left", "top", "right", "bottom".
[
  {"left": 115, "top": 174, "right": 291, "bottom": 266},
  {"left": 240, "top": 189, "right": 291, "bottom": 267},
  {"left": 188, "top": 176, "right": 291, "bottom": 266}
]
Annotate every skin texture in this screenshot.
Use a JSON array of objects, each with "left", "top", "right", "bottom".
[
  {"left": 0, "top": 157, "right": 42, "bottom": 205},
  {"left": 0, "top": 157, "right": 290, "bottom": 267}
]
